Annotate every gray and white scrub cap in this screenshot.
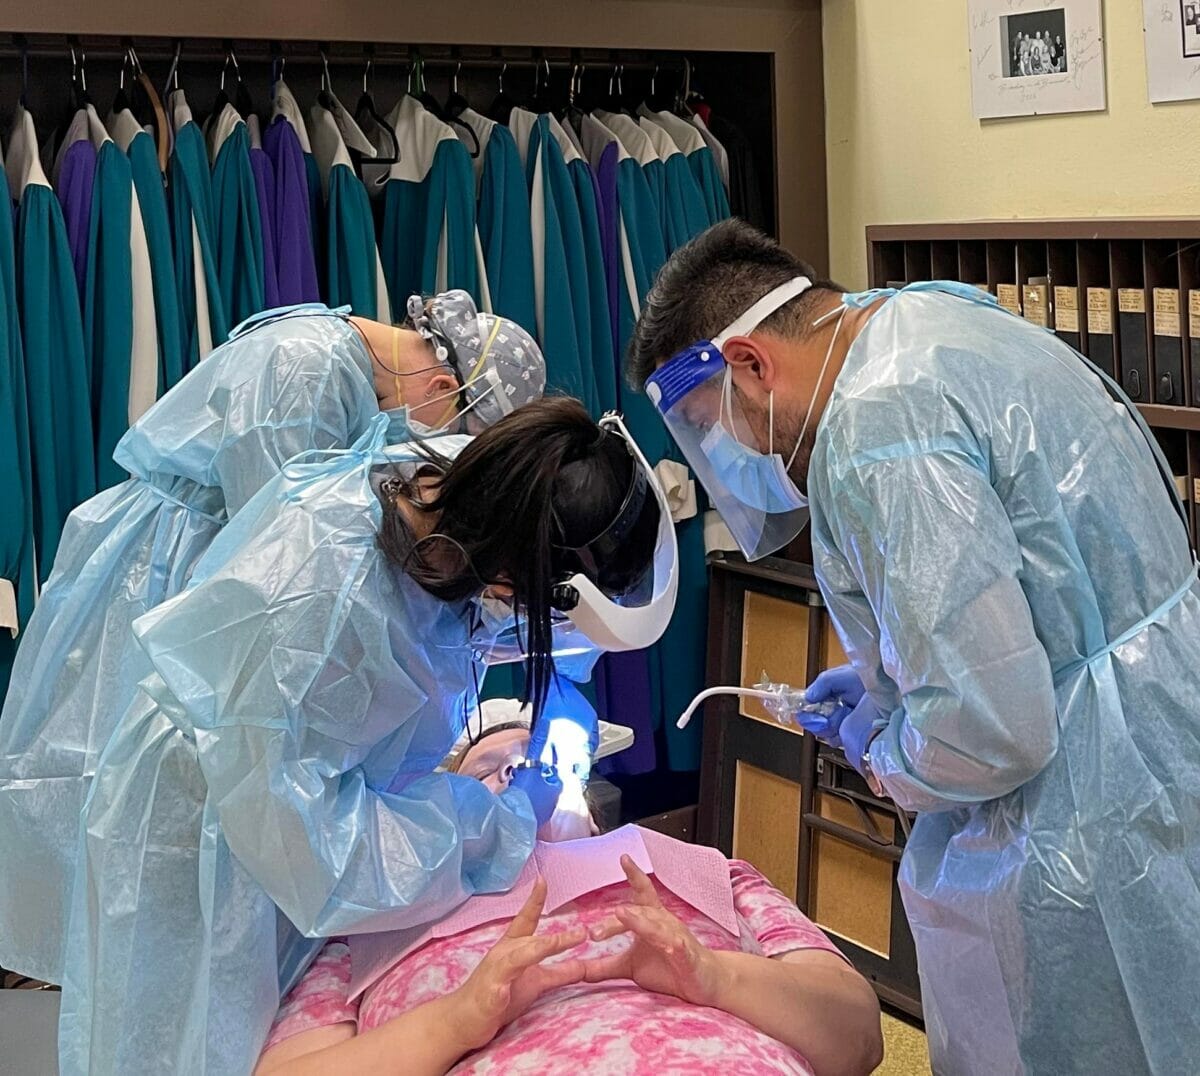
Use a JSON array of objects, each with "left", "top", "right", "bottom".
[{"left": 407, "top": 290, "right": 547, "bottom": 434}]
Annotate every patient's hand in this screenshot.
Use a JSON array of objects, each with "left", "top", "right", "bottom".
[
  {"left": 447, "top": 878, "right": 586, "bottom": 1053},
  {"left": 583, "top": 855, "right": 727, "bottom": 1007}
]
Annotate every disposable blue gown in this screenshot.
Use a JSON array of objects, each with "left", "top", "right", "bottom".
[
  {"left": 58, "top": 422, "right": 536, "bottom": 1074},
  {"left": 808, "top": 284, "right": 1200, "bottom": 1076},
  {"left": 0, "top": 307, "right": 389, "bottom": 987}
]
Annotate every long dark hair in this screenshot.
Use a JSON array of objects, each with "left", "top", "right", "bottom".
[{"left": 377, "top": 397, "right": 660, "bottom": 723}]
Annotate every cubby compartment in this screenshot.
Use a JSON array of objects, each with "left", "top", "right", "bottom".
[{"left": 867, "top": 220, "right": 1200, "bottom": 555}]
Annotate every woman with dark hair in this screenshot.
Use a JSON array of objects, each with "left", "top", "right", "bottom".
[
  {"left": 56, "top": 396, "right": 666, "bottom": 1076},
  {"left": 0, "top": 292, "right": 545, "bottom": 998}
]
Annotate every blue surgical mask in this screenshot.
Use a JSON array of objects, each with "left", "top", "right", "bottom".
[{"left": 699, "top": 423, "right": 808, "bottom": 515}]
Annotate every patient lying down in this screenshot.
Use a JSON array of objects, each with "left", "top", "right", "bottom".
[{"left": 256, "top": 721, "right": 883, "bottom": 1076}]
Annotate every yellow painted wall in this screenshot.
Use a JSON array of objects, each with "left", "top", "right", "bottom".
[{"left": 822, "top": 0, "right": 1200, "bottom": 288}]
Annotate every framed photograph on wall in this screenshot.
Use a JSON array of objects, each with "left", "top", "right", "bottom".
[
  {"left": 968, "top": 0, "right": 1107, "bottom": 119},
  {"left": 1143, "top": 1, "right": 1200, "bottom": 102}
]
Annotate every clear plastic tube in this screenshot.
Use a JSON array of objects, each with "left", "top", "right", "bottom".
[{"left": 676, "top": 673, "right": 839, "bottom": 730}]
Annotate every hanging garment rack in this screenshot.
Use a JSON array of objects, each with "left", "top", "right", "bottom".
[{"left": 0, "top": 33, "right": 694, "bottom": 75}]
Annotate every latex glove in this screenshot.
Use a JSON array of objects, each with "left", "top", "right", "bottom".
[
  {"left": 801, "top": 664, "right": 866, "bottom": 741},
  {"left": 527, "top": 679, "right": 599, "bottom": 779},
  {"left": 837, "top": 696, "right": 889, "bottom": 779},
  {"left": 511, "top": 764, "right": 563, "bottom": 829}
]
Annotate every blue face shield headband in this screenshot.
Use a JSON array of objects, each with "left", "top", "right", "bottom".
[{"left": 645, "top": 276, "right": 828, "bottom": 561}]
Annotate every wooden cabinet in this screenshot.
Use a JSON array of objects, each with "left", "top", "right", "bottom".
[{"left": 699, "top": 557, "right": 922, "bottom": 1018}]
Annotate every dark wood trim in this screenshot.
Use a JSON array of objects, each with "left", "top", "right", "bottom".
[
  {"left": 867, "top": 219, "right": 1200, "bottom": 242},
  {"left": 635, "top": 805, "right": 699, "bottom": 843},
  {"left": 1138, "top": 404, "right": 1200, "bottom": 431}
]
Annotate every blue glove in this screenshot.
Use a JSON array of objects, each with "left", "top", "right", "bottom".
[
  {"left": 801, "top": 664, "right": 866, "bottom": 741},
  {"left": 511, "top": 764, "right": 563, "bottom": 828},
  {"left": 837, "top": 696, "right": 889, "bottom": 778},
  {"left": 526, "top": 678, "right": 599, "bottom": 778}
]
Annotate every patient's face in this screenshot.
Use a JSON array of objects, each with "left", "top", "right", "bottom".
[{"left": 457, "top": 728, "right": 530, "bottom": 794}]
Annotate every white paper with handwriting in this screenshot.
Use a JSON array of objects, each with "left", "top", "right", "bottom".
[{"left": 968, "top": 0, "right": 1106, "bottom": 119}]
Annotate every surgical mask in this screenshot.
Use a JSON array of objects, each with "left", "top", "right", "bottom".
[{"left": 698, "top": 367, "right": 808, "bottom": 515}]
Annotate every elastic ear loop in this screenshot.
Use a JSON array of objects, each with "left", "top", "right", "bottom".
[
  {"left": 391, "top": 326, "right": 403, "bottom": 403},
  {"left": 787, "top": 304, "right": 846, "bottom": 471},
  {"left": 429, "top": 316, "right": 505, "bottom": 431}
]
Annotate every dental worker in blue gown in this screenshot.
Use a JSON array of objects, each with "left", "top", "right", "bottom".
[
  {"left": 631, "top": 220, "right": 1200, "bottom": 1076},
  {"left": 0, "top": 292, "right": 541, "bottom": 990}
]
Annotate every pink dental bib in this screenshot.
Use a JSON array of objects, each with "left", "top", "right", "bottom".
[{"left": 347, "top": 824, "right": 738, "bottom": 998}]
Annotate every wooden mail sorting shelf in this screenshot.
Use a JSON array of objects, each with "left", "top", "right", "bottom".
[
  {"left": 699, "top": 557, "right": 921, "bottom": 1018},
  {"left": 867, "top": 220, "right": 1200, "bottom": 553}
]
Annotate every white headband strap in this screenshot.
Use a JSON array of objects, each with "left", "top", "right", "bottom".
[{"left": 713, "top": 276, "right": 813, "bottom": 349}]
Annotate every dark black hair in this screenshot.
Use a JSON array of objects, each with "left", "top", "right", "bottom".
[
  {"left": 377, "top": 396, "right": 660, "bottom": 724},
  {"left": 626, "top": 219, "right": 846, "bottom": 390}
]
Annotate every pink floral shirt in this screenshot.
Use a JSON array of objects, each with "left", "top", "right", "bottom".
[{"left": 265, "top": 860, "right": 843, "bottom": 1074}]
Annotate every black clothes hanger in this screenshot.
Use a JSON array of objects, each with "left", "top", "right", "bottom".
[
  {"left": 601, "top": 63, "right": 634, "bottom": 118},
  {"left": 487, "top": 61, "right": 516, "bottom": 126},
  {"left": 559, "top": 63, "right": 587, "bottom": 137},
  {"left": 112, "top": 48, "right": 134, "bottom": 117},
  {"left": 70, "top": 41, "right": 91, "bottom": 111},
  {"left": 316, "top": 49, "right": 337, "bottom": 113},
  {"left": 211, "top": 46, "right": 250, "bottom": 120},
  {"left": 354, "top": 51, "right": 400, "bottom": 165},
  {"left": 646, "top": 62, "right": 675, "bottom": 115},
  {"left": 409, "top": 53, "right": 479, "bottom": 156},
  {"left": 527, "top": 58, "right": 554, "bottom": 116},
  {"left": 443, "top": 60, "right": 470, "bottom": 122}
]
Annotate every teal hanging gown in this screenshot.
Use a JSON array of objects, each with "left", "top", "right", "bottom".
[
  {"left": 456, "top": 108, "right": 536, "bottom": 333},
  {"left": 640, "top": 107, "right": 730, "bottom": 227},
  {"left": 67, "top": 107, "right": 159, "bottom": 491},
  {"left": 597, "top": 111, "right": 709, "bottom": 770},
  {"left": 596, "top": 111, "right": 667, "bottom": 250},
  {"left": 5, "top": 105, "right": 96, "bottom": 583},
  {"left": 207, "top": 104, "right": 266, "bottom": 329},
  {"left": 168, "top": 90, "right": 229, "bottom": 373},
  {"left": 508, "top": 108, "right": 590, "bottom": 408},
  {"left": 308, "top": 100, "right": 391, "bottom": 319},
  {"left": 0, "top": 139, "right": 35, "bottom": 702},
  {"left": 379, "top": 95, "right": 483, "bottom": 312},
  {"left": 109, "top": 110, "right": 184, "bottom": 397},
  {"left": 638, "top": 116, "right": 710, "bottom": 254},
  {"left": 550, "top": 114, "right": 617, "bottom": 416}
]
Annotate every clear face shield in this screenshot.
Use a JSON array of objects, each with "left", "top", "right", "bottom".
[{"left": 645, "top": 277, "right": 815, "bottom": 561}]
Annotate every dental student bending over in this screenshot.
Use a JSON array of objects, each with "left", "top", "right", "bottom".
[
  {"left": 0, "top": 293, "right": 542, "bottom": 990},
  {"left": 630, "top": 219, "right": 1200, "bottom": 1075},
  {"left": 254, "top": 705, "right": 883, "bottom": 1076},
  {"left": 54, "top": 395, "right": 672, "bottom": 1075}
]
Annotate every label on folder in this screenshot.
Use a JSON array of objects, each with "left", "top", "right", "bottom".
[
  {"left": 1054, "top": 287, "right": 1080, "bottom": 333},
  {"left": 1023, "top": 284, "right": 1049, "bottom": 327},
  {"left": 997, "top": 284, "right": 1021, "bottom": 314},
  {"left": 1087, "top": 289, "right": 1114, "bottom": 334},
  {"left": 1189, "top": 291, "right": 1200, "bottom": 338},
  {"left": 1153, "top": 289, "right": 1181, "bottom": 337},
  {"left": 1118, "top": 289, "right": 1147, "bottom": 315}
]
